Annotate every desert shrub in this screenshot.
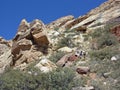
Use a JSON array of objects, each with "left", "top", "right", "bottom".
[
  {"left": 89, "top": 46, "right": 120, "bottom": 89},
  {"left": 89, "top": 58, "right": 120, "bottom": 90},
  {"left": 90, "top": 79, "right": 112, "bottom": 90},
  {"left": 54, "top": 27, "right": 59, "bottom": 31},
  {"left": 89, "top": 45, "right": 119, "bottom": 72},
  {"left": 0, "top": 69, "right": 40, "bottom": 90},
  {"left": 90, "top": 74, "right": 120, "bottom": 90},
  {"left": 49, "top": 51, "right": 65, "bottom": 63},
  {"left": 97, "top": 33, "right": 118, "bottom": 49},
  {"left": 90, "top": 47, "right": 119, "bottom": 60},
  {"left": 89, "top": 28, "right": 104, "bottom": 38},
  {"left": 0, "top": 67, "right": 81, "bottom": 90},
  {"left": 90, "top": 25, "right": 118, "bottom": 49},
  {"left": 83, "top": 34, "right": 89, "bottom": 41},
  {"left": 88, "top": 23, "right": 120, "bottom": 90},
  {"left": 38, "top": 67, "right": 77, "bottom": 90},
  {"left": 56, "top": 36, "right": 74, "bottom": 49}
]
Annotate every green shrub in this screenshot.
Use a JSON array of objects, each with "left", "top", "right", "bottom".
[
  {"left": 0, "top": 69, "right": 40, "bottom": 90},
  {"left": 90, "top": 24, "right": 119, "bottom": 49},
  {"left": 38, "top": 67, "right": 76, "bottom": 90},
  {"left": 88, "top": 23, "right": 120, "bottom": 90},
  {"left": 97, "top": 33, "right": 118, "bottom": 49},
  {"left": 0, "top": 67, "right": 81, "bottom": 90},
  {"left": 56, "top": 37, "right": 73, "bottom": 49},
  {"left": 49, "top": 51, "right": 65, "bottom": 63},
  {"left": 90, "top": 47, "right": 118, "bottom": 60},
  {"left": 83, "top": 34, "right": 89, "bottom": 41},
  {"left": 54, "top": 27, "right": 59, "bottom": 31}
]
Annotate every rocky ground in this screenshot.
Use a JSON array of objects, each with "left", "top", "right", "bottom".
[{"left": 0, "top": 0, "right": 120, "bottom": 90}]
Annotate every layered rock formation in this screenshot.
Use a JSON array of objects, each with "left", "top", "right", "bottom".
[
  {"left": 64, "top": 0, "right": 120, "bottom": 31},
  {"left": 0, "top": 1, "right": 120, "bottom": 89},
  {"left": 0, "top": 0, "right": 120, "bottom": 74},
  {"left": 0, "top": 37, "right": 12, "bottom": 73},
  {"left": 47, "top": 15, "right": 74, "bottom": 29},
  {"left": 11, "top": 19, "right": 50, "bottom": 68}
]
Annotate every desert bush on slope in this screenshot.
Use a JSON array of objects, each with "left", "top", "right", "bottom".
[
  {"left": 0, "top": 67, "right": 82, "bottom": 90},
  {"left": 88, "top": 23, "right": 120, "bottom": 90}
]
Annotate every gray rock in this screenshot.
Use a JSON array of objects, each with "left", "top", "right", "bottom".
[{"left": 72, "top": 86, "right": 94, "bottom": 90}]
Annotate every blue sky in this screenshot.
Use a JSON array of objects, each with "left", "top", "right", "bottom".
[{"left": 0, "top": 0, "right": 107, "bottom": 40}]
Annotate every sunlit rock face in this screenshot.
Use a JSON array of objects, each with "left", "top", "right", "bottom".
[
  {"left": 11, "top": 19, "right": 50, "bottom": 68},
  {"left": 65, "top": 0, "right": 120, "bottom": 31},
  {"left": 0, "top": 37, "right": 12, "bottom": 74},
  {"left": 0, "top": 0, "right": 120, "bottom": 74}
]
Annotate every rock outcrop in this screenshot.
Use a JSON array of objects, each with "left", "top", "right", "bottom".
[
  {"left": 47, "top": 15, "right": 74, "bottom": 29},
  {"left": 56, "top": 50, "right": 85, "bottom": 67},
  {"left": 0, "top": 0, "right": 120, "bottom": 75},
  {"left": 0, "top": 37, "right": 12, "bottom": 73},
  {"left": 35, "top": 58, "right": 57, "bottom": 73},
  {"left": 0, "top": 1, "right": 120, "bottom": 89},
  {"left": 65, "top": 0, "right": 120, "bottom": 31},
  {"left": 11, "top": 19, "right": 50, "bottom": 67}
]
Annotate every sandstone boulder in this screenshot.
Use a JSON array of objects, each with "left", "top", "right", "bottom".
[
  {"left": 30, "top": 19, "right": 50, "bottom": 47},
  {"left": 13, "top": 48, "right": 42, "bottom": 67},
  {"left": 30, "top": 19, "right": 45, "bottom": 33},
  {"left": 35, "top": 58, "right": 57, "bottom": 73},
  {"left": 58, "top": 47, "right": 73, "bottom": 53},
  {"left": 76, "top": 66, "right": 90, "bottom": 74},
  {"left": 12, "top": 38, "right": 32, "bottom": 55},
  {"left": 11, "top": 19, "right": 50, "bottom": 68},
  {"left": 111, "top": 24, "right": 120, "bottom": 41},
  {"left": 56, "top": 53, "right": 79, "bottom": 67},
  {"left": 32, "top": 31, "right": 49, "bottom": 46}
]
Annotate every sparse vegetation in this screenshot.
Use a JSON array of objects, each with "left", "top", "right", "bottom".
[
  {"left": 49, "top": 51, "right": 65, "bottom": 63},
  {"left": 88, "top": 23, "right": 120, "bottom": 90},
  {"left": 0, "top": 67, "right": 83, "bottom": 90},
  {"left": 56, "top": 36, "right": 74, "bottom": 49},
  {"left": 54, "top": 27, "right": 59, "bottom": 31}
]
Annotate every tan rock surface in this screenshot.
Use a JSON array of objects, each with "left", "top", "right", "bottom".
[
  {"left": 67, "top": 0, "right": 120, "bottom": 31},
  {"left": 47, "top": 15, "right": 74, "bottom": 29},
  {"left": 0, "top": 37, "right": 12, "bottom": 73},
  {"left": 35, "top": 58, "right": 57, "bottom": 73},
  {"left": 76, "top": 66, "right": 90, "bottom": 74},
  {"left": 12, "top": 38, "right": 32, "bottom": 55},
  {"left": 32, "top": 31, "right": 49, "bottom": 46},
  {"left": 0, "top": 50, "right": 12, "bottom": 73}
]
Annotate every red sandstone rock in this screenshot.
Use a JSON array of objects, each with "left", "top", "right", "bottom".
[{"left": 76, "top": 66, "right": 90, "bottom": 74}]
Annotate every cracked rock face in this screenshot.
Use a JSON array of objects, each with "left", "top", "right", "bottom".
[
  {"left": 65, "top": 0, "right": 120, "bottom": 31},
  {"left": 11, "top": 19, "right": 50, "bottom": 67},
  {"left": 0, "top": 37, "right": 12, "bottom": 73}
]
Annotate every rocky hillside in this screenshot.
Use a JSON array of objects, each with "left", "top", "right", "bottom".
[{"left": 0, "top": 0, "right": 120, "bottom": 90}]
